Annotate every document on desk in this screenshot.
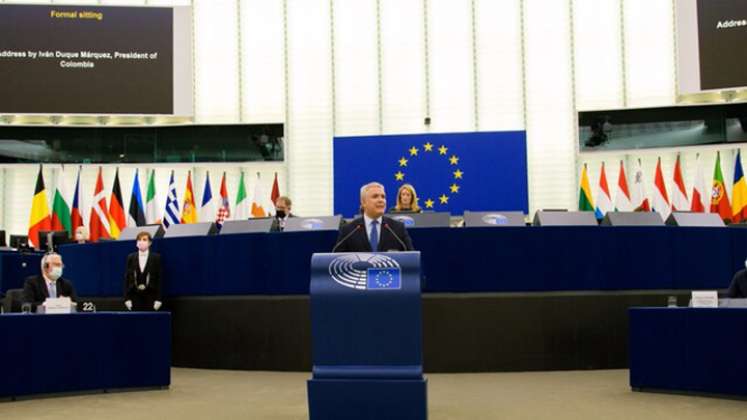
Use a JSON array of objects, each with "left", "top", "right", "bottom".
[
  {"left": 43, "top": 297, "right": 72, "bottom": 314},
  {"left": 691, "top": 291, "right": 718, "bottom": 308}
]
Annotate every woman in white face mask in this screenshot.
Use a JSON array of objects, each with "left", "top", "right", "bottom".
[
  {"left": 74, "top": 226, "right": 89, "bottom": 244},
  {"left": 123, "top": 231, "right": 163, "bottom": 311}
]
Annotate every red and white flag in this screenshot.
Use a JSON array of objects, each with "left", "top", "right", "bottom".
[
  {"left": 270, "top": 172, "right": 280, "bottom": 206},
  {"left": 671, "top": 154, "right": 689, "bottom": 211},
  {"left": 216, "top": 172, "right": 231, "bottom": 225},
  {"left": 690, "top": 154, "right": 708, "bottom": 213},
  {"left": 88, "top": 167, "right": 111, "bottom": 242},
  {"left": 631, "top": 159, "right": 650, "bottom": 211},
  {"left": 652, "top": 157, "right": 671, "bottom": 221},
  {"left": 614, "top": 160, "right": 632, "bottom": 211},
  {"left": 595, "top": 162, "right": 614, "bottom": 218}
]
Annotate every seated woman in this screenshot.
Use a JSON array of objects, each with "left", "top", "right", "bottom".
[
  {"left": 74, "top": 226, "right": 89, "bottom": 244},
  {"left": 389, "top": 183, "right": 422, "bottom": 213}
]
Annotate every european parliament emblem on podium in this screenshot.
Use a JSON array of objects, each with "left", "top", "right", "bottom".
[{"left": 308, "top": 252, "right": 427, "bottom": 420}]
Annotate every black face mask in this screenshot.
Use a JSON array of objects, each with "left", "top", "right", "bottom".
[{"left": 275, "top": 210, "right": 286, "bottom": 219}]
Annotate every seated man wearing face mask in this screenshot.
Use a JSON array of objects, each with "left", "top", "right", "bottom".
[
  {"left": 270, "top": 196, "right": 296, "bottom": 232},
  {"left": 23, "top": 252, "right": 78, "bottom": 311},
  {"left": 124, "top": 231, "right": 163, "bottom": 312}
]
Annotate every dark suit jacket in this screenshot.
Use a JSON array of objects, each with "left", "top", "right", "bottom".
[
  {"left": 270, "top": 213, "right": 296, "bottom": 232},
  {"left": 23, "top": 275, "right": 78, "bottom": 308},
  {"left": 124, "top": 252, "right": 162, "bottom": 302},
  {"left": 727, "top": 269, "right": 747, "bottom": 298},
  {"left": 333, "top": 216, "right": 414, "bottom": 252}
]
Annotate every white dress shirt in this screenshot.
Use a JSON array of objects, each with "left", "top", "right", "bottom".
[
  {"left": 363, "top": 214, "right": 382, "bottom": 246},
  {"left": 45, "top": 277, "right": 57, "bottom": 298},
  {"left": 138, "top": 250, "right": 149, "bottom": 272}
]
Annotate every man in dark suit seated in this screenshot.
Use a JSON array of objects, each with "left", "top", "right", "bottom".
[
  {"left": 124, "top": 231, "right": 163, "bottom": 311},
  {"left": 271, "top": 196, "right": 296, "bottom": 232},
  {"left": 23, "top": 252, "right": 78, "bottom": 311},
  {"left": 727, "top": 266, "right": 747, "bottom": 298},
  {"left": 333, "top": 182, "right": 414, "bottom": 252}
]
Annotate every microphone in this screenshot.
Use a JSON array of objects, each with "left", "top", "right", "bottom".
[
  {"left": 332, "top": 225, "right": 362, "bottom": 252},
  {"left": 383, "top": 223, "right": 409, "bottom": 251}
]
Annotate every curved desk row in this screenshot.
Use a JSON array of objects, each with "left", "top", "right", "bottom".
[{"left": 54, "top": 226, "right": 745, "bottom": 297}]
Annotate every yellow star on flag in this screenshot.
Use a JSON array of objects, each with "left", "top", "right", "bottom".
[
  {"left": 395, "top": 171, "right": 405, "bottom": 181},
  {"left": 450, "top": 184, "right": 460, "bottom": 193},
  {"left": 424, "top": 142, "right": 434, "bottom": 152},
  {"left": 438, "top": 145, "right": 448, "bottom": 155},
  {"left": 398, "top": 157, "right": 408, "bottom": 167},
  {"left": 424, "top": 198, "right": 434, "bottom": 208},
  {"left": 439, "top": 194, "right": 449, "bottom": 204},
  {"left": 449, "top": 155, "right": 459, "bottom": 165},
  {"left": 453, "top": 169, "right": 464, "bottom": 179},
  {"left": 409, "top": 146, "right": 419, "bottom": 156}
]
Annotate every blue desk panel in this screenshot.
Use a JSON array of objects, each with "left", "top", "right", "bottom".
[
  {"left": 629, "top": 307, "right": 747, "bottom": 397},
  {"left": 55, "top": 226, "right": 747, "bottom": 297},
  {"left": 0, "top": 312, "right": 171, "bottom": 398},
  {"left": 0, "top": 251, "right": 43, "bottom": 294}
]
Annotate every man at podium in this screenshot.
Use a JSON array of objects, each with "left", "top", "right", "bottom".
[
  {"left": 22, "top": 252, "right": 78, "bottom": 310},
  {"left": 333, "top": 182, "right": 413, "bottom": 252}
]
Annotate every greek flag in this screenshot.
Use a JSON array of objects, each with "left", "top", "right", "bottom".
[{"left": 163, "top": 171, "right": 181, "bottom": 228}]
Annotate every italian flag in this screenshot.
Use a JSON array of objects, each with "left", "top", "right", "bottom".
[{"left": 145, "top": 169, "right": 159, "bottom": 224}]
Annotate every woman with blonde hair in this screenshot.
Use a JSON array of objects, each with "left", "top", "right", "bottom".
[{"left": 389, "top": 183, "right": 422, "bottom": 213}]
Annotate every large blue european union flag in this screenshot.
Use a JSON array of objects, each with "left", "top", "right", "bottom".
[
  {"left": 366, "top": 268, "right": 401, "bottom": 290},
  {"left": 334, "top": 131, "right": 528, "bottom": 217}
]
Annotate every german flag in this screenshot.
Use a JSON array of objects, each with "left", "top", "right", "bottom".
[
  {"left": 28, "top": 166, "right": 51, "bottom": 249},
  {"left": 108, "top": 168, "right": 126, "bottom": 238}
]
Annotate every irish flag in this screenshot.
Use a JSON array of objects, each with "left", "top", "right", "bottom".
[
  {"left": 28, "top": 166, "right": 51, "bottom": 249},
  {"left": 51, "top": 167, "right": 72, "bottom": 236},
  {"left": 235, "top": 171, "right": 250, "bottom": 219}
]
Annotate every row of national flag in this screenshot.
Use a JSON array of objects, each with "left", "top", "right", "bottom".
[
  {"left": 578, "top": 151, "right": 747, "bottom": 223},
  {"left": 28, "top": 166, "right": 280, "bottom": 248}
]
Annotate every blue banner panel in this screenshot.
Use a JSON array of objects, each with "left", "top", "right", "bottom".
[{"left": 334, "top": 131, "right": 528, "bottom": 217}]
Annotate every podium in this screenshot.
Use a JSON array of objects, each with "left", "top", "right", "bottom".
[{"left": 307, "top": 252, "right": 427, "bottom": 420}]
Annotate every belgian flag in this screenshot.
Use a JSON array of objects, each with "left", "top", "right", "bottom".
[
  {"left": 108, "top": 168, "right": 126, "bottom": 238},
  {"left": 28, "top": 166, "right": 51, "bottom": 249}
]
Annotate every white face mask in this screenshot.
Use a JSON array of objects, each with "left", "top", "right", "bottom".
[
  {"left": 75, "top": 233, "right": 84, "bottom": 241},
  {"left": 48, "top": 266, "right": 63, "bottom": 281},
  {"left": 137, "top": 240, "right": 150, "bottom": 252}
]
